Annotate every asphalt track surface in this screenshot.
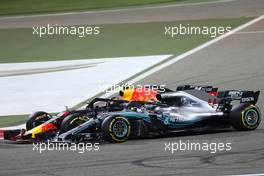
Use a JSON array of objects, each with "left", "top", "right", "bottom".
[{"left": 1, "top": 0, "right": 264, "bottom": 176}]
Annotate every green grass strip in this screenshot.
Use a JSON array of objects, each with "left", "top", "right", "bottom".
[
  {"left": 0, "top": 17, "right": 251, "bottom": 63},
  {"left": 0, "top": 115, "right": 28, "bottom": 128}
]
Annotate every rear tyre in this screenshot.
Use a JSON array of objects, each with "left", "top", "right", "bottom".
[
  {"left": 102, "top": 116, "right": 131, "bottom": 143},
  {"left": 60, "top": 113, "right": 88, "bottom": 134},
  {"left": 230, "top": 104, "right": 261, "bottom": 130},
  {"left": 26, "top": 111, "right": 52, "bottom": 130}
]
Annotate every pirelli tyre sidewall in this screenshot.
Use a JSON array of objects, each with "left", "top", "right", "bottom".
[
  {"left": 102, "top": 116, "right": 131, "bottom": 143},
  {"left": 26, "top": 111, "right": 52, "bottom": 131},
  {"left": 230, "top": 104, "right": 261, "bottom": 130},
  {"left": 60, "top": 113, "right": 88, "bottom": 134}
]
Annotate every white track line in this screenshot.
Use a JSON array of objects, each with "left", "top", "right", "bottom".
[
  {"left": 235, "top": 31, "right": 264, "bottom": 34},
  {"left": 0, "top": 0, "right": 236, "bottom": 20},
  {"left": 100, "top": 14, "right": 264, "bottom": 99},
  {"left": 226, "top": 173, "right": 264, "bottom": 176},
  {"left": 0, "top": 124, "right": 25, "bottom": 130}
]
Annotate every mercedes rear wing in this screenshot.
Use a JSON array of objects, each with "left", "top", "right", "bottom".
[
  {"left": 217, "top": 90, "right": 260, "bottom": 104},
  {"left": 176, "top": 85, "right": 218, "bottom": 96}
]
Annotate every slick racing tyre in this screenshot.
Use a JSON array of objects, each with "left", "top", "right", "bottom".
[
  {"left": 26, "top": 111, "right": 52, "bottom": 130},
  {"left": 230, "top": 104, "right": 261, "bottom": 130},
  {"left": 60, "top": 113, "right": 88, "bottom": 134},
  {"left": 102, "top": 116, "right": 131, "bottom": 143}
]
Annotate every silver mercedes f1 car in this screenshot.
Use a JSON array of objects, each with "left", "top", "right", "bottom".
[{"left": 56, "top": 86, "right": 261, "bottom": 143}]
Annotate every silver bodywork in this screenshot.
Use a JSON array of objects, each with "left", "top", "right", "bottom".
[{"left": 155, "top": 91, "right": 224, "bottom": 125}]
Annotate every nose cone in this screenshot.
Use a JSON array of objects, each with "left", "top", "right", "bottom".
[{"left": 25, "top": 123, "right": 57, "bottom": 139}]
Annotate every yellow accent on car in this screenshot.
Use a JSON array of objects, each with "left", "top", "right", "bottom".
[
  {"left": 120, "top": 89, "right": 133, "bottom": 101},
  {"left": 24, "top": 124, "right": 44, "bottom": 139}
]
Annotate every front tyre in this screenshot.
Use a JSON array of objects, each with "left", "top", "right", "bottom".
[
  {"left": 230, "top": 104, "right": 261, "bottom": 130},
  {"left": 26, "top": 111, "right": 52, "bottom": 130},
  {"left": 102, "top": 116, "right": 131, "bottom": 143},
  {"left": 60, "top": 113, "right": 88, "bottom": 134}
]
